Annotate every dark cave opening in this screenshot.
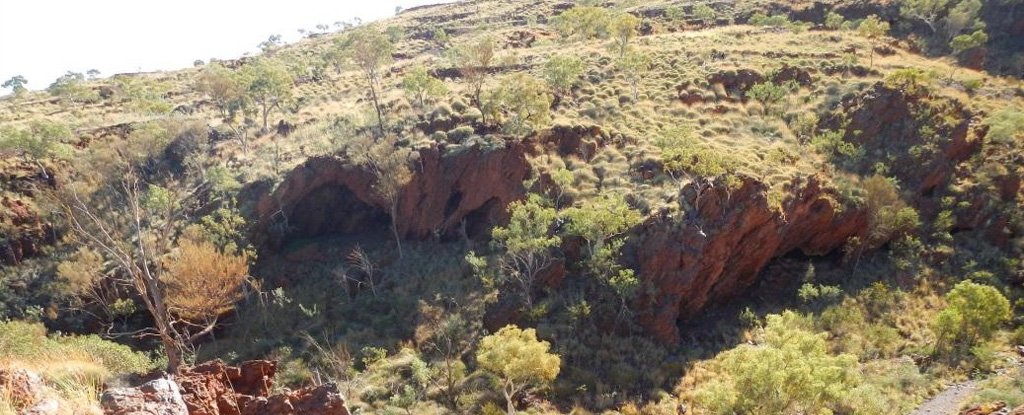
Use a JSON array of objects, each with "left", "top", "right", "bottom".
[
  {"left": 285, "top": 184, "right": 391, "bottom": 244},
  {"left": 444, "top": 191, "right": 463, "bottom": 219},
  {"left": 675, "top": 247, "right": 847, "bottom": 349},
  {"left": 462, "top": 197, "right": 502, "bottom": 240}
]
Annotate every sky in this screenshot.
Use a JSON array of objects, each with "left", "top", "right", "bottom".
[{"left": 0, "top": 0, "right": 455, "bottom": 92}]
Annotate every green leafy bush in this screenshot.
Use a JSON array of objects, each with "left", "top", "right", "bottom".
[
  {"left": 552, "top": 6, "right": 612, "bottom": 40},
  {"left": 933, "top": 281, "right": 1011, "bottom": 354},
  {"left": 543, "top": 56, "right": 586, "bottom": 96},
  {"left": 746, "top": 81, "right": 798, "bottom": 114},
  {"left": 983, "top": 108, "right": 1024, "bottom": 145},
  {"left": 687, "top": 311, "right": 860, "bottom": 414},
  {"left": 477, "top": 325, "right": 561, "bottom": 414},
  {"left": 825, "top": 11, "right": 846, "bottom": 30},
  {"left": 884, "top": 69, "right": 931, "bottom": 95}
]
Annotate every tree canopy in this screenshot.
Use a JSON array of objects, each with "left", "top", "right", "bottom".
[
  {"left": 933, "top": 280, "right": 1011, "bottom": 352},
  {"left": 477, "top": 325, "right": 561, "bottom": 414},
  {"left": 239, "top": 57, "right": 294, "bottom": 133}
]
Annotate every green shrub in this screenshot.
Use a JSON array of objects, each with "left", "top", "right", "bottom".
[
  {"left": 544, "top": 55, "right": 586, "bottom": 96},
  {"left": 968, "top": 374, "right": 1024, "bottom": 408},
  {"left": 552, "top": 6, "right": 612, "bottom": 40},
  {"left": 825, "top": 11, "right": 846, "bottom": 30},
  {"left": 863, "top": 176, "right": 920, "bottom": 243},
  {"left": 57, "top": 335, "right": 156, "bottom": 375},
  {"left": 655, "top": 132, "right": 739, "bottom": 181},
  {"left": 983, "top": 108, "right": 1024, "bottom": 145},
  {"left": 0, "top": 320, "right": 48, "bottom": 357},
  {"left": 788, "top": 112, "right": 819, "bottom": 142},
  {"left": 884, "top": 69, "right": 931, "bottom": 95},
  {"left": 694, "top": 4, "right": 717, "bottom": 26},
  {"left": 481, "top": 73, "right": 552, "bottom": 135},
  {"left": 688, "top": 311, "right": 860, "bottom": 414},
  {"left": 447, "top": 125, "right": 475, "bottom": 142},
  {"left": 960, "top": 77, "right": 983, "bottom": 94},
  {"left": 798, "top": 283, "right": 843, "bottom": 305},
  {"left": 745, "top": 81, "right": 798, "bottom": 113},
  {"left": 933, "top": 281, "right": 1011, "bottom": 355},
  {"left": 748, "top": 12, "right": 792, "bottom": 28}
]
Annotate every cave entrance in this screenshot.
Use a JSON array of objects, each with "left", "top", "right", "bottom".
[
  {"left": 285, "top": 184, "right": 391, "bottom": 245},
  {"left": 444, "top": 197, "right": 502, "bottom": 241}
]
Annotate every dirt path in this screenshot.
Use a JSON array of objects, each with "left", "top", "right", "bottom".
[{"left": 908, "top": 381, "right": 978, "bottom": 415}]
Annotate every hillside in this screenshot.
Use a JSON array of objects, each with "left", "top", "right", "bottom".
[{"left": 1, "top": 0, "right": 1023, "bottom": 414}]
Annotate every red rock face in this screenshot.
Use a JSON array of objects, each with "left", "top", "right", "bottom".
[
  {"left": 241, "top": 383, "right": 350, "bottom": 415},
  {"left": 627, "top": 175, "right": 866, "bottom": 343},
  {"left": 1, "top": 194, "right": 53, "bottom": 266},
  {"left": 176, "top": 360, "right": 276, "bottom": 415},
  {"left": 255, "top": 141, "right": 530, "bottom": 248}
]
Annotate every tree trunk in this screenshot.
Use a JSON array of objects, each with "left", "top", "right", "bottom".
[
  {"left": 443, "top": 357, "right": 458, "bottom": 408},
  {"left": 367, "top": 73, "right": 385, "bottom": 135},
  {"left": 391, "top": 204, "right": 403, "bottom": 259},
  {"left": 504, "top": 388, "right": 516, "bottom": 415},
  {"left": 161, "top": 334, "right": 184, "bottom": 373},
  {"left": 261, "top": 103, "right": 270, "bottom": 134}
]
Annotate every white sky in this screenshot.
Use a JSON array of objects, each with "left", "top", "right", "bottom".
[{"left": 0, "top": 0, "right": 455, "bottom": 92}]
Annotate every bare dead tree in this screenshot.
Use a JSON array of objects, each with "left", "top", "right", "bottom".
[{"left": 61, "top": 168, "right": 246, "bottom": 372}]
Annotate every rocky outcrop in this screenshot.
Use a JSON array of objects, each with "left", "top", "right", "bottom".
[
  {"left": 241, "top": 383, "right": 350, "bottom": 415},
  {"left": 101, "top": 360, "right": 349, "bottom": 415},
  {"left": 627, "top": 175, "right": 866, "bottom": 343},
  {"left": 706, "top": 69, "right": 764, "bottom": 98},
  {"left": 0, "top": 197, "right": 50, "bottom": 266},
  {"left": 256, "top": 141, "right": 530, "bottom": 248},
  {"left": 629, "top": 81, "right": 984, "bottom": 343},
  {"left": 175, "top": 360, "right": 275, "bottom": 415},
  {"left": 820, "top": 82, "right": 982, "bottom": 195},
  {"left": 101, "top": 377, "right": 189, "bottom": 415},
  {"left": 689, "top": 65, "right": 813, "bottom": 103},
  {"left": 1, "top": 158, "right": 58, "bottom": 266}
]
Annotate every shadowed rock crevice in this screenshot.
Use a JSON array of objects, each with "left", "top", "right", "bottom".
[{"left": 286, "top": 184, "right": 391, "bottom": 243}]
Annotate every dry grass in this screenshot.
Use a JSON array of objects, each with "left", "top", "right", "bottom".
[{"left": 0, "top": 321, "right": 155, "bottom": 415}]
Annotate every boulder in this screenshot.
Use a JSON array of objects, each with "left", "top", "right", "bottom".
[
  {"left": 241, "top": 383, "right": 350, "bottom": 415},
  {"left": 101, "top": 377, "right": 188, "bottom": 415},
  {"left": 104, "top": 360, "right": 349, "bottom": 415},
  {"left": 706, "top": 69, "right": 764, "bottom": 98},
  {"left": 176, "top": 359, "right": 275, "bottom": 415}
]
